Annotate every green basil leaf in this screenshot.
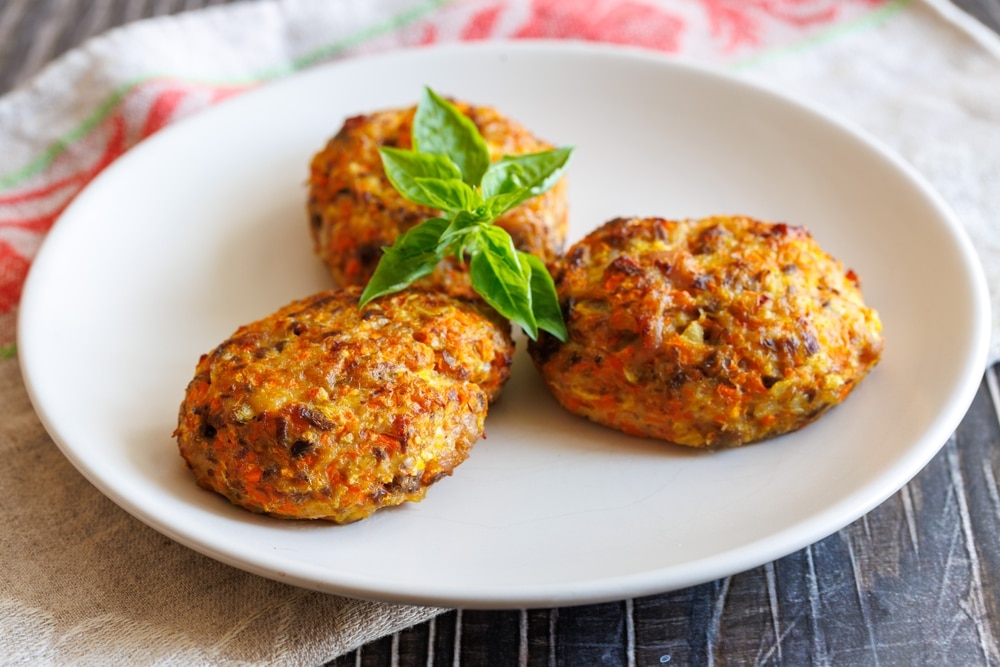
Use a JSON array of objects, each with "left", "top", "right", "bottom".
[
  {"left": 439, "top": 209, "right": 484, "bottom": 260},
  {"left": 379, "top": 147, "right": 463, "bottom": 210},
  {"left": 359, "top": 217, "right": 450, "bottom": 306},
  {"left": 481, "top": 147, "right": 574, "bottom": 218},
  {"left": 414, "top": 87, "right": 491, "bottom": 187},
  {"left": 469, "top": 226, "right": 537, "bottom": 339},
  {"left": 412, "top": 176, "right": 482, "bottom": 213},
  {"left": 367, "top": 85, "right": 576, "bottom": 345},
  {"left": 520, "top": 251, "right": 567, "bottom": 342}
]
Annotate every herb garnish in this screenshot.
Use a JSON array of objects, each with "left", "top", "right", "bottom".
[{"left": 358, "top": 87, "right": 573, "bottom": 342}]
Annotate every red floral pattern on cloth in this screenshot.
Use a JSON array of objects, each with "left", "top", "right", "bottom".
[
  {"left": 0, "top": 0, "right": 891, "bottom": 350},
  {"left": 510, "top": 1, "right": 685, "bottom": 51},
  {"left": 0, "top": 80, "right": 247, "bottom": 348}
]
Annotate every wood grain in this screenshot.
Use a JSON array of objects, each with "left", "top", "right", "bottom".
[
  {"left": 954, "top": 0, "right": 1000, "bottom": 30},
  {"left": 1, "top": 1, "right": 998, "bottom": 666}
]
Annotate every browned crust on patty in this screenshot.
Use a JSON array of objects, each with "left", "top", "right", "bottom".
[
  {"left": 529, "top": 215, "right": 884, "bottom": 447},
  {"left": 175, "top": 287, "right": 515, "bottom": 522}
]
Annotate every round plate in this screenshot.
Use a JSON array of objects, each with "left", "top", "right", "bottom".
[{"left": 18, "top": 42, "right": 990, "bottom": 608}]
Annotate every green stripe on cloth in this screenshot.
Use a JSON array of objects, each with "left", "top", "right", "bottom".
[
  {"left": 0, "top": 0, "right": 456, "bottom": 190},
  {"left": 731, "top": 0, "right": 916, "bottom": 71},
  {"left": 1, "top": 344, "right": 15, "bottom": 359}
]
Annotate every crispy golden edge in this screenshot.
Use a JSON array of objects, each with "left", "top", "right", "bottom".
[
  {"left": 529, "top": 216, "right": 884, "bottom": 447},
  {"left": 175, "top": 287, "right": 515, "bottom": 522}
]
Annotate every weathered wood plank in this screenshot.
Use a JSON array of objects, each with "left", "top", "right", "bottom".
[
  {"left": 549, "top": 601, "right": 629, "bottom": 667},
  {"left": 950, "top": 375, "right": 1000, "bottom": 663},
  {"left": 0, "top": 0, "right": 32, "bottom": 92},
  {"left": 632, "top": 580, "right": 733, "bottom": 665},
  {"left": 954, "top": 0, "right": 1000, "bottom": 30},
  {"left": 457, "top": 609, "right": 523, "bottom": 665},
  {"left": 1, "top": 1, "right": 69, "bottom": 91},
  {"left": 393, "top": 617, "right": 434, "bottom": 667},
  {"left": 49, "top": 0, "right": 112, "bottom": 59},
  {"left": 523, "top": 608, "right": 558, "bottom": 667}
]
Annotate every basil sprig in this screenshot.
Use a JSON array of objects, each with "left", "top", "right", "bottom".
[{"left": 359, "top": 87, "right": 572, "bottom": 342}]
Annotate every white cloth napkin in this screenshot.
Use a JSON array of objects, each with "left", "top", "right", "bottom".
[{"left": 1, "top": 1, "right": 998, "bottom": 664}]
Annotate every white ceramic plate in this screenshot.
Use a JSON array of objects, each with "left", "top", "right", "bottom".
[{"left": 19, "top": 42, "right": 990, "bottom": 609}]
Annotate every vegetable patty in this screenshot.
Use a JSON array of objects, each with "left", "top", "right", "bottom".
[
  {"left": 175, "top": 287, "right": 514, "bottom": 523},
  {"left": 307, "top": 101, "right": 569, "bottom": 296},
  {"left": 528, "top": 215, "right": 884, "bottom": 447}
]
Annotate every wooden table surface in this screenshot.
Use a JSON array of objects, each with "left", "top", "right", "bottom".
[{"left": 2, "top": 1, "right": 998, "bottom": 665}]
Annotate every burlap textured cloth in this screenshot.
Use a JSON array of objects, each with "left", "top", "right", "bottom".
[{"left": 1, "top": 0, "right": 998, "bottom": 663}]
